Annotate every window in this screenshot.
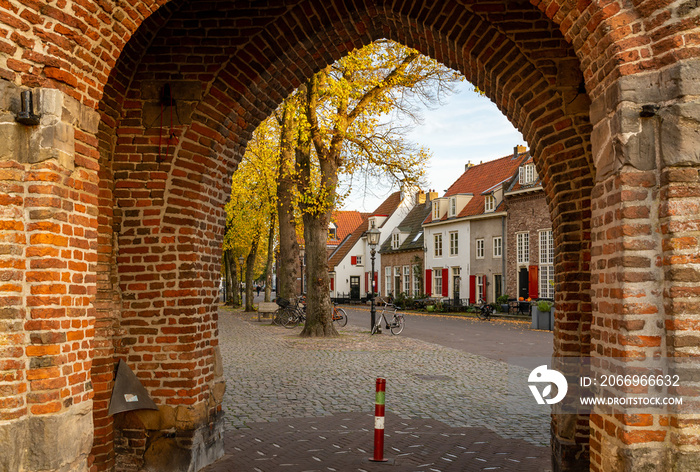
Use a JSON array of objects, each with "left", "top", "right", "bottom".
[
  {"left": 403, "top": 266, "right": 410, "bottom": 294},
  {"left": 449, "top": 197, "right": 456, "bottom": 217},
  {"left": 539, "top": 230, "right": 554, "bottom": 298},
  {"left": 476, "top": 239, "right": 484, "bottom": 259},
  {"left": 392, "top": 233, "right": 400, "bottom": 250},
  {"left": 493, "top": 236, "right": 502, "bottom": 258},
  {"left": 517, "top": 232, "right": 529, "bottom": 264},
  {"left": 494, "top": 274, "right": 503, "bottom": 300},
  {"left": 476, "top": 275, "right": 484, "bottom": 302},
  {"left": 394, "top": 266, "right": 401, "bottom": 295},
  {"left": 328, "top": 225, "right": 337, "bottom": 239},
  {"left": 452, "top": 267, "right": 461, "bottom": 298},
  {"left": 385, "top": 267, "right": 392, "bottom": 297},
  {"left": 449, "top": 232, "right": 459, "bottom": 256},
  {"left": 357, "top": 255, "right": 362, "bottom": 266},
  {"left": 412, "top": 265, "right": 421, "bottom": 296},
  {"left": 433, "top": 201, "right": 440, "bottom": 219},
  {"left": 485, "top": 194, "right": 495, "bottom": 212},
  {"left": 434, "top": 233, "right": 443, "bottom": 257},
  {"left": 519, "top": 163, "right": 538, "bottom": 185},
  {"left": 434, "top": 269, "right": 442, "bottom": 296}
]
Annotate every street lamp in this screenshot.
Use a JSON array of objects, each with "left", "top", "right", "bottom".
[
  {"left": 367, "top": 225, "right": 381, "bottom": 331},
  {"left": 238, "top": 256, "right": 244, "bottom": 306}
]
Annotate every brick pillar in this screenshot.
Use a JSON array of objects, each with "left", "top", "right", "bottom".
[
  {"left": 0, "top": 83, "right": 99, "bottom": 471},
  {"left": 588, "top": 58, "right": 700, "bottom": 470}
]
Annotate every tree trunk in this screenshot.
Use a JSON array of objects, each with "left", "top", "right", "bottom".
[
  {"left": 300, "top": 212, "right": 338, "bottom": 337},
  {"left": 276, "top": 101, "right": 300, "bottom": 300},
  {"left": 264, "top": 212, "right": 275, "bottom": 302},
  {"left": 245, "top": 236, "right": 259, "bottom": 312},
  {"left": 223, "top": 250, "right": 237, "bottom": 305}
]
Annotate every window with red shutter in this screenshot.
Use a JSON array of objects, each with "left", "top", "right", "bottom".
[
  {"left": 441, "top": 268, "right": 449, "bottom": 297},
  {"left": 528, "top": 265, "right": 539, "bottom": 299},
  {"left": 351, "top": 256, "right": 357, "bottom": 265},
  {"left": 469, "top": 275, "right": 476, "bottom": 304}
]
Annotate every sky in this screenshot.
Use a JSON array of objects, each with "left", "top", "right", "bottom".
[{"left": 340, "top": 80, "right": 526, "bottom": 212}]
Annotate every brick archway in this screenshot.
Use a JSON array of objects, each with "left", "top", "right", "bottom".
[{"left": 0, "top": 1, "right": 698, "bottom": 472}]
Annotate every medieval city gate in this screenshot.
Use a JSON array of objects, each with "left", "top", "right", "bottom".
[{"left": 0, "top": 1, "right": 697, "bottom": 471}]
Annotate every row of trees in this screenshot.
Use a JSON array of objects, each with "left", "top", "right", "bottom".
[{"left": 223, "top": 40, "right": 463, "bottom": 336}]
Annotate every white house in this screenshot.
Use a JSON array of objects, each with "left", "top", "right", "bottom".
[
  {"left": 422, "top": 150, "right": 529, "bottom": 304},
  {"left": 328, "top": 190, "right": 418, "bottom": 300}
]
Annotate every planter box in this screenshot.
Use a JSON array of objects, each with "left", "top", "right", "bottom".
[{"left": 531, "top": 306, "right": 553, "bottom": 330}]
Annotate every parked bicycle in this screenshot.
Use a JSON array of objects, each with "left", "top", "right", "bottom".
[
  {"left": 273, "top": 296, "right": 305, "bottom": 327},
  {"left": 477, "top": 298, "right": 494, "bottom": 320},
  {"left": 370, "top": 298, "right": 405, "bottom": 335},
  {"left": 332, "top": 303, "right": 348, "bottom": 327}
]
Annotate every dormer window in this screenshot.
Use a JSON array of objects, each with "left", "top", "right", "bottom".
[
  {"left": 485, "top": 194, "right": 495, "bottom": 212},
  {"left": 392, "top": 233, "right": 400, "bottom": 249},
  {"left": 449, "top": 197, "right": 456, "bottom": 217},
  {"left": 432, "top": 201, "right": 440, "bottom": 220},
  {"left": 519, "top": 163, "right": 538, "bottom": 185},
  {"left": 328, "top": 223, "right": 337, "bottom": 240}
]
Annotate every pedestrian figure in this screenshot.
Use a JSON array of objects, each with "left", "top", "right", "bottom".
[{"left": 256, "top": 285, "right": 261, "bottom": 297}]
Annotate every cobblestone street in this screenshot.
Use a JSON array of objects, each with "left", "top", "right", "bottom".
[{"left": 208, "top": 307, "right": 551, "bottom": 471}]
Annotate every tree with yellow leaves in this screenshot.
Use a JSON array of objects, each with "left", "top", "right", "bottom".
[
  {"left": 223, "top": 118, "right": 279, "bottom": 310},
  {"left": 291, "top": 40, "right": 462, "bottom": 337}
]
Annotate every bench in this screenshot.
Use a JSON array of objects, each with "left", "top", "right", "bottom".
[{"left": 257, "top": 302, "right": 278, "bottom": 322}]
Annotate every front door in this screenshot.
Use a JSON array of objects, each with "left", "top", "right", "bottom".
[
  {"left": 350, "top": 276, "right": 360, "bottom": 300},
  {"left": 518, "top": 268, "right": 529, "bottom": 299}
]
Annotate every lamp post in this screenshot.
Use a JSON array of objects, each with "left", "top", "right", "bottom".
[
  {"left": 238, "top": 256, "right": 244, "bottom": 306},
  {"left": 367, "top": 226, "right": 381, "bottom": 331}
]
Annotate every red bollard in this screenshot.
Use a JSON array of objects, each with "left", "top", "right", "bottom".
[{"left": 370, "top": 377, "right": 388, "bottom": 462}]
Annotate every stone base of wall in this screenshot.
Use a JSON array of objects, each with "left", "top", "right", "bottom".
[
  {"left": 115, "top": 407, "right": 225, "bottom": 472},
  {"left": 552, "top": 425, "right": 589, "bottom": 472},
  {"left": 0, "top": 401, "right": 93, "bottom": 472}
]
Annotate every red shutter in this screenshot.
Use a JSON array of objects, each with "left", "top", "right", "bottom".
[
  {"left": 528, "top": 265, "right": 539, "bottom": 299},
  {"left": 469, "top": 275, "right": 476, "bottom": 304},
  {"left": 442, "top": 268, "right": 449, "bottom": 297},
  {"left": 374, "top": 272, "right": 378, "bottom": 293},
  {"left": 351, "top": 256, "right": 357, "bottom": 265},
  {"left": 482, "top": 275, "right": 488, "bottom": 303},
  {"left": 425, "top": 269, "right": 432, "bottom": 295},
  {"left": 330, "top": 277, "right": 334, "bottom": 291},
  {"left": 365, "top": 272, "right": 369, "bottom": 292}
]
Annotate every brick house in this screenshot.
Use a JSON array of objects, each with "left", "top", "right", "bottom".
[
  {"left": 423, "top": 149, "right": 530, "bottom": 304},
  {"left": 503, "top": 154, "right": 553, "bottom": 300},
  {"left": 378, "top": 191, "right": 433, "bottom": 299}
]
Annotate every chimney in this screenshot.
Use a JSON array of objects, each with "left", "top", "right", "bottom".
[
  {"left": 465, "top": 161, "right": 474, "bottom": 171},
  {"left": 427, "top": 189, "right": 439, "bottom": 201},
  {"left": 513, "top": 145, "right": 527, "bottom": 158},
  {"left": 416, "top": 190, "right": 426, "bottom": 204}
]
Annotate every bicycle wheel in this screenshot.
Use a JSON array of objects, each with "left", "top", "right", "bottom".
[
  {"left": 477, "top": 307, "right": 487, "bottom": 320},
  {"left": 390, "top": 314, "right": 405, "bottom": 335},
  {"left": 332, "top": 308, "right": 348, "bottom": 327},
  {"left": 282, "top": 308, "right": 299, "bottom": 328},
  {"left": 272, "top": 308, "right": 283, "bottom": 325}
]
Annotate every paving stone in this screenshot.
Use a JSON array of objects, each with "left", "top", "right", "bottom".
[{"left": 207, "top": 308, "right": 551, "bottom": 471}]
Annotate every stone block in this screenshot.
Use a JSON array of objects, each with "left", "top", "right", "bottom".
[
  {"left": 659, "top": 101, "right": 700, "bottom": 167},
  {"left": 25, "top": 401, "right": 93, "bottom": 472},
  {"left": 0, "top": 417, "right": 28, "bottom": 471},
  {"left": 213, "top": 345, "right": 224, "bottom": 378}
]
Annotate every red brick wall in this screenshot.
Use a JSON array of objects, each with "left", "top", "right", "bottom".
[
  {"left": 0, "top": 1, "right": 698, "bottom": 471},
  {"left": 504, "top": 190, "right": 551, "bottom": 299}
]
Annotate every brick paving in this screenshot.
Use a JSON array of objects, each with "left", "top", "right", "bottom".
[{"left": 206, "top": 307, "right": 552, "bottom": 471}]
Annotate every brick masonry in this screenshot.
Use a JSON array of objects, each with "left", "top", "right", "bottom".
[
  {"left": 504, "top": 189, "right": 551, "bottom": 299},
  {"left": 0, "top": 1, "right": 697, "bottom": 472}
]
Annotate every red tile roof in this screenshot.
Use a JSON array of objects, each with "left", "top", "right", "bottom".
[
  {"left": 424, "top": 152, "right": 529, "bottom": 224},
  {"left": 327, "top": 211, "right": 368, "bottom": 247},
  {"left": 328, "top": 192, "right": 402, "bottom": 269}
]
